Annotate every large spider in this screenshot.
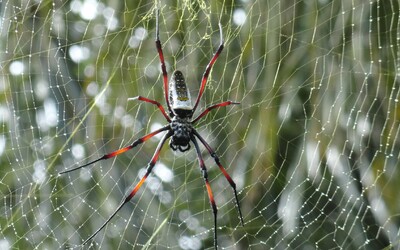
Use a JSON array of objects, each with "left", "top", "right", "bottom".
[{"left": 60, "top": 10, "right": 244, "bottom": 249}]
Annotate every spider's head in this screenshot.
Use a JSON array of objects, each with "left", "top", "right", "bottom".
[{"left": 169, "top": 70, "right": 193, "bottom": 117}]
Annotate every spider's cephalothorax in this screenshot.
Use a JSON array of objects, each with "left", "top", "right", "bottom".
[
  {"left": 60, "top": 10, "right": 243, "bottom": 250},
  {"left": 169, "top": 116, "right": 192, "bottom": 152}
]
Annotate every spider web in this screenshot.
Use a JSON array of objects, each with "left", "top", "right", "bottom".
[{"left": 1, "top": 0, "right": 400, "bottom": 249}]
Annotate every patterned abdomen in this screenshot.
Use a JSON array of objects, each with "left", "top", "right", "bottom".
[{"left": 169, "top": 70, "right": 193, "bottom": 114}]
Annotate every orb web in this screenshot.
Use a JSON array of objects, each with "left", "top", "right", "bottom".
[{"left": 1, "top": 0, "right": 399, "bottom": 249}]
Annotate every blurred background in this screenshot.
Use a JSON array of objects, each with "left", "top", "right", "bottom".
[{"left": 1, "top": 0, "right": 399, "bottom": 249}]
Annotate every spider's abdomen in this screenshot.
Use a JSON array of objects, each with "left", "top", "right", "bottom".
[
  {"left": 169, "top": 70, "right": 193, "bottom": 117},
  {"left": 169, "top": 117, "right": 192, "bottom": 152}
]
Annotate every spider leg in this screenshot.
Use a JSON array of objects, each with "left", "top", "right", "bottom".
[
  {"left": 59, "top": 126, "right": 169, "bottom": 175},
  {"left": 191, "top": 136, "right": 218, "bottom": 250},
  {"left": 128, "top": 96, "right": 171, "bottom": 122},
  {"left": 155, "top": 9, "right": 173, "bottom": 116},
  {"left": 193, "top": 130, "right": 244, "bottom": 226},
  {"left": 82, "top": 130, "right": 172, "bottom": 245},
  {"left": 192, "top": 101, "right": 240, "bottom": 124},
  {"left": 192, "top": 22, "right": 224, "bottom": 114}
]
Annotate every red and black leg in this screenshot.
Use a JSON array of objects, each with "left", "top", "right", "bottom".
[
  {"left": 191, "top": 136, "right": 218, "bottom": 249},
  {"left": 59, "top": 126, "right": 169, "bottom": 174},
  {"left": 128, "top": 96, "right": 171, "bottom": 122},
  {"left": 82, "top": 130, "right": 172, "bottom": 245},
  {"left": 192, "top": 23, "right": 224, "bottom": 114},
  {"left": 155, "top": 9, "right": 173, "bottom": 116},
  {"left": 192, "top": 101, "right": 240, "bottom": 124},
  {"left": 193, "top": 130, "right": 244, "bottom": 226}
]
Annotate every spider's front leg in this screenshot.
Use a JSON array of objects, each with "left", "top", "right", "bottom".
[
  {"left": 82, "top": 131, "right": 173, "bottom": 245},
  {"left": 59, "top": 126, "right": 169, "bottom": 174},
  {"left": 191, "top": 136, "right": 218, "bottom": 249},
  {"left": 193, "top": 129, "right": 244, "bottom": 226}
]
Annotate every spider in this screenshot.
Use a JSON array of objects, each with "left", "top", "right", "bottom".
[{"left": 60, "top": 10, "right": 244, "bottom": 249}]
